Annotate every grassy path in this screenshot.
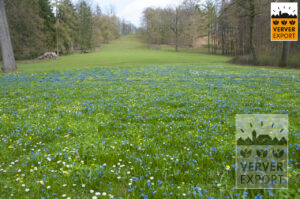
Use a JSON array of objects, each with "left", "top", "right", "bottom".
[{"left": 18, "top": 35, "right": 232, "bottom": 72}]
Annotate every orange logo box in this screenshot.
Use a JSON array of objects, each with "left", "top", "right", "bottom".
[
  {"left": 271, "top": 18, "right": 298, "bottom": 41},
  {"left": 271, "top": 2, "right": 298, "bottom": 41}
]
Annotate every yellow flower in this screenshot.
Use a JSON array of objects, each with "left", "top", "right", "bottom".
[
  {"left": 226, "top": 165, "right": 230, "bottom": 170},
  {"left": 8, "top": 145, "right": 13, "bottom": 149},
  {"left": 182, "top": 182, "right": 185, "bottom": 185},
  {"left": 197, "top": 167, "right": 200, "bottom": 170},
  {"left": 40, "top": 181, "right": 44, "bottom": 185}
]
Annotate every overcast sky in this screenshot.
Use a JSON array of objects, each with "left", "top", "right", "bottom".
[{"left": 72, "top": 0, "right": 184, "bottom": 27}]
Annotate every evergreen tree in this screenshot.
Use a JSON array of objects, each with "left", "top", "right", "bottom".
[
  {"left": 38, "top": 0, "right": 56, "bottom": 50},
  {"left": 77, "top": 1, "right": 93, "bottom": 51},
  {"left": 4, "top": 0, "right": 47, "bottom": 59},
  {"left": 56, "top": 0, "right": 77, "bottom": 54}
]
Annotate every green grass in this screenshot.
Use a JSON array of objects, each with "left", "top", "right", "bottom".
[
  {"left": 0, "top": 35, "right": 299, "bottom": 198},
  {"left": 16, "top": 35, "right": 230, "bottom": 73}
]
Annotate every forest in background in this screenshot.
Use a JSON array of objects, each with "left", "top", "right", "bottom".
[
  {"left": 1, "top": 0, "right": 135, "bottom": 60},
  {"left": 141, "top": 0, "right": 300, "bottom": 68},
  {"left": 1, "top": 0, "right": 299, "bottom": 68}
]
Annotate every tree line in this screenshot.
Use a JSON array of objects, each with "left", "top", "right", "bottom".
[
  {"left": 142, "top": 0, "right": 300, "bottom": 67},
  {"left": 1, "top": 0, "right": 135, "bottom": 60}
]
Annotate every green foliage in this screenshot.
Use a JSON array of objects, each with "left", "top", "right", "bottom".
[
  {"left": 4, "top": 0, "right": 47, "bottom": 59},
  {"left": 38, "top": 0, "right": 56, "bottom": 50},
  {"left": 1, "top": 0, "right": 121, "bottom": 60},
  {"left": 259, "top": 56, "right": 280, "bottom": 66},
  {"left": 93, "top": 15, "right": 120, "bottom": 46},
  {"left": 142, "top": 1, "right": 204, "bottom": 50},
  {"left": 56, "top": 0, "right": 78, "bottom": 54},
  {"left": 78, "top": 1, "right": 93, "bottom": 51},
  {"left": 289, "top": 56, "right": 300, "bottom": 68}
]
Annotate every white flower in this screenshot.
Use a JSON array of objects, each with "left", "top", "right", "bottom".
[
  {"left": 67, "top": 197, "right": 71, "bottom": 199},
  {"left": 95, "top": 192, "right": 101, "bottom": 196},
  {"left": 62, "top": 194, "right": 66, "bottom": 197},
  {"left": 82, "top": 184, "right": 85, "bottom": 188},
  {"left": 92, "top": 196, "right": 97, "bottom": 199},
  {"left": 150, "top": 176, "right": 154, "bottom": 180},
  {"left": 183, "top": 193, "right": 186, "bottom": 196},
  {"left": 217, "top": 184, "right": 221, "bottom": 187},
  {"left": 22, "top": 184, "right": 25, "bottom": 187},
  {"left": 25, "top": 188, "right": 30, "bottom": 192},
  {"left": 90, "top": 190, "right": 94, "bottom": 194},
  {"left": 63, "top": 184, "right": 67, "bottom": 187},
  {"left": 127, "top": 171, "right": 130, "bottom": 175},
  {"left": 102, "top": 192, "right": 107, "bottom": 196},
  {"left": 47, "top": 186, "right": 51, "bottom": 189},
  {"left": 117, "top": 176, "right": 121, "bottom": 180}
]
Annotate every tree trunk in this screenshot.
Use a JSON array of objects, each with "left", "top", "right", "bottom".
[
  {"left": 279, "top": 41, "right": 291, "bottom": 67},
  {"left": 0, "top": 0, "right": 17, "bottom": 73},
  {"left": 249, "top": 0, "right": 258, "bottom": 64},
  {"left": 175, "top": 9, "right": 179, "bottom": 52},
  {"left": 221, "top": 27, "right": 225, "bottom": 55},
  {"left": 208, "top": 29, "right": 210, "bottom": 54},
  {"left": 279, "top": 0, "right": 295, "bottom": 67},
  {"left": 175, "top": 28, "right": 178, "bottom": 52}
]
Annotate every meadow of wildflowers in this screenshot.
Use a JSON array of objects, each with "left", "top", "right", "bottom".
[{"left": 0, "top": 65, "right": 299, "bottom": 198}]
